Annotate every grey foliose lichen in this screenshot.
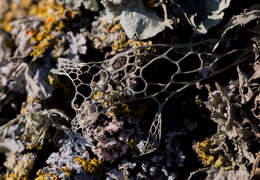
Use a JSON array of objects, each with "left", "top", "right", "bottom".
[
  {"left": 180, "top": 0, "right": 231, "bottom": 34},
  {"left": 41, "top": 133, "right": 93, "bottom": 179},
  {"left": 101, "top": 0, "right": 165, "bottom": 40},
  {"left": 58, "top": 0, "right": 99, "bottom": 11}
]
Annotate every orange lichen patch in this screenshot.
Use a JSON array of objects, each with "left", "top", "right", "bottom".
[
  {"left": 26, "top": 96, "right": 40, "bottom": 104},
  {"left": 74, "top": 157, "right": 87, "bottom": 169},
  {"left": 4, "top": 153, "right": 36, "bottom": 180},
  {"left": 74, "top": 157, "right": 103, "bottom": 173},
  {"left": 30, "top": 33, "right": 58, "bottom": 59},
  {"left": 47, "top": 74, "right": 55, "bottom": 85},
  {"left": 26, "top": 29, "right": 37, "bottom": 37},
  {"left": 85, "top": 158, "right": 103, "bottom": 173},
  {"left": 195, "top": 138, "right": 233, "bottom": 169},
  {"left": 93, "top": 91, "right": 116, "bottom": 107},
  {"left": 196, "top": 138, "right": 215, "bottom": 166},
  {"left": 27, "top": 144, "right": 34, "bottom": 150},
  {"left": 26, "top": 96, "right": 32, "bottom": 103},
  {"left": 108, "top": 21, "right": 153, "bottom": 52},
  {"left": 27, "top": 0, "right": 77, "bottom": 59},
  {"left": 0, "top": 0, "right": 70, "bottom": 58},
  {"left": 21, "top": 0, "right": 33, "bottom": 9},
  {"left": 30, "top": 0, "right": 65, "bottom": 20},
  {"left": 20, "top": 105, "right": 28, "bottom": 115},
  {"left": 0, "top": 1, "right": 34, "bottom": 32},
  {"left": 112, "top": 32, "right": 127, "bottom": 51},
  {"left": 113, "top": 32, "right": 153, "bottom": 52},
  {"left": 54, "top": 21, "right": 65, "bottom": 31},
  {"left": 5, "top": 173, "right": 29, "bottom": 180},
  {"left": 106, "top": 20, "right": 122, "bottom": 33},
  {"left": 92, "top": 90, "right": 131, "bottom": 117},
  {"left": 27, "top": 144, "right": 43, "bottom": 150},
  {"left": 34, "top": 174, "right": 46, "bottom": 180},
  {"left": 20, "top": 96, "right": 39, "bottom": 114},
  {"left": 35, "top": 170, "right": 59, "bottom": 180},
  {"left": 20, "top": 97, "right": 30, "bottom": 115},
  {"left": 60, "top": 166, "right": 72, "bottom": 177},
  {"left": 91, "top": 20, "right": 153, "bottom": 52}
]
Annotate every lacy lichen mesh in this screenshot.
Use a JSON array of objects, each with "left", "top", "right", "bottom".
[{"left": 52, "top": 42, "right": 249, "bottom": 155}]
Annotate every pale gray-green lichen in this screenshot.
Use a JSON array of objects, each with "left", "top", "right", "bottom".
[
  {"left": 101, "top": 0, "right": 165, "bottom": 40},
  {"left": 181, "top": 0, "right": 231, "bottom": 34},
  {"left": 58, "top": 0, "right": 99, "bottom": 11}
]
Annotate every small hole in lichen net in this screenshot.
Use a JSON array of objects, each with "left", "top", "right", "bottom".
[
  {"left": 78, "top": 73, "right": 92, "bottom": 84},
  {"left": 142, "top": 58, "right": 178, "bottom": 84},
  {"left": 130, "top": 77, "right": 146, "bottom": 93},
  {"left": 77, "top": 84, "right": 92, "bottom": 98},
  {"left": 179, "top": 53, "right": 202, "bottom": 72}
]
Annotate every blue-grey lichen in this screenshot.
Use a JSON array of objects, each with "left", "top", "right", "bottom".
[
  {"left": 39, "top": 133, "right": 100, "bottom": 179},
  {"left": 58, "top": 0, "right": 99, "bottom": 11},
  {"left": 180, "top": 0, "right": 231, "bottom": 34},
  {"left": 101, "top": 0, "right": 165, "bottom": 40},
  {"left": 4, "top": 153, "right": 36, "bottom": 180}
]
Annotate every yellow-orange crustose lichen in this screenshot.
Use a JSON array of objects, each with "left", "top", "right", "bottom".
[
  {"left": 0, "top": 0, "right": 34, "bottom": 32},
  {"left": 92, "top": 20, "right": 152, "bottom": 52},
  {"left": 0, "top": 0, "right": 74, "bottom": 59},
  {"left": 20, "top": 96, "right": 38, "bottom": 115},
  {"left": 35, "top": 170, "right": 59, "bottom": 180},
  {"left": 27, "top": 144, "right": 43, "bottom": 151},
  {"left": 4, "top": 153, "right": 36, "bottom": 180},
  {"left": 196, "top": 138, "right": 214, "bottom": 166},
  {"left": 109, "top": 21, "right": 153, "bottom": 52},
  {"left": 29, "top": 0, "right": 67, "bottom": 59},
  {"left": 60, "top": 166, "right": 72, "bottom": 177},
  {"left": 195, "top": 138, "right": 233, "bottom": 170},
  {"left": 74, "top": 157, "right": 103, "bottom": 173},
  {"left": 1, "top": 0, "right": 65, "bottom": 32},
  {"left": 92, "top": 90, "right": 131, "bottom": 117}
]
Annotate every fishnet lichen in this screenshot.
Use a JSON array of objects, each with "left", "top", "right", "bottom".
[{"left": 52, "top": 40, "right": 252, "bottom": 155}]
